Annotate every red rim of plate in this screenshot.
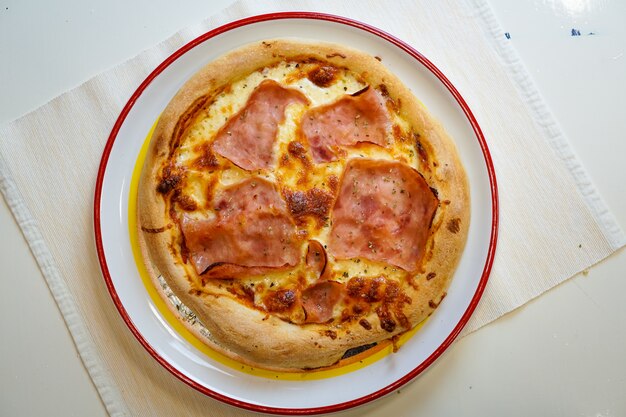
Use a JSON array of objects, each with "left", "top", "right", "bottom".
[{"left": 94, "top": 11, "right": 498, "bottom": 416}]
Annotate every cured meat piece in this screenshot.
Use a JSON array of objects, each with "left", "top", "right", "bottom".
[
  {"left": 181, "top": 178, "right": 300, "bottom": 278},
  {"left": 302, "top": 281, "right": 343, "bottom": 324},
  {"left": 328, "top": 159, "right": 438, "bottom": 271},
  {"left": 301, "top": 87, "right": 390, "bottom": 162},
  {"left": 213, "top": 80, "right": 308, "bottom": 170},
  {"left": 305, "top": 239, "right": 328, "bottom": 278}
]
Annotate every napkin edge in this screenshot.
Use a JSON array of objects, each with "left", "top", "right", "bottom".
[
  {"left": 0, "top": 154, "right": 129, "bottom": 417},
  {"left": 471, "top": 0, "right": 625, "bottom": 249}
]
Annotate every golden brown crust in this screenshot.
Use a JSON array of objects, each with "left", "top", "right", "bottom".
[{"left": 137, "top": 39, "right": 469, "bottom": 371}]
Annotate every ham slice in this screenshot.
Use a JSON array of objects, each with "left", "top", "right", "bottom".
[
  {"left": 301, "top": 87, "right": 391, "bottom": 162},
  {"left": 212, "top": 80, "right": 308, "bottom": 171},
  {"left": 328, "top": 159, "right": 439, "bottom": 272},
  {"left": 302, "top": 281, "right": 343, "bottom": 324},
  {"left": 305, "top": 240, "right": 328, "bottom": 278},
  {"left": 181, "top": 178, "right": 300, "bottom": 278},
  {"left": 301, "top": 240, "right": 342, "bottom": 323}
]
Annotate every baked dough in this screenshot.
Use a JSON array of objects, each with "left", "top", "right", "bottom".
[{"left": 137, "top": 39, "right": 469, "bottom": 371}]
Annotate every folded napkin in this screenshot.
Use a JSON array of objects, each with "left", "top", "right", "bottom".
[{"left": 1, "top": 0, "right": 623, "bottom": 416}]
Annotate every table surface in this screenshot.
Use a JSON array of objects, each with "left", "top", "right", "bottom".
[{"left": 1, "top": 1, "right": 625, "bottom": 416}]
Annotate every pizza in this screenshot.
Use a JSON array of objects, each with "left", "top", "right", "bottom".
[{"left": 137, "top": 39, "right": 469, "bottom": 372}]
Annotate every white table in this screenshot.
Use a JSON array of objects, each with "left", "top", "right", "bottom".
[{"left": 1, "top": 1, "right": 624, "bottom": 415}]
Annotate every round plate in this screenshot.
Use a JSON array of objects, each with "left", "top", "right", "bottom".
[{"left": 94, "top": 12, "right": 498, "bottom": 415}]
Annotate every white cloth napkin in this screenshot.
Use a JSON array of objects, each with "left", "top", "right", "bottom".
[{"left": 1, "top": 0, "right": 623, "bottom": 416}]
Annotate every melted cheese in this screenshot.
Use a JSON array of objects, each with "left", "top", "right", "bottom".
[{"left": 171, "top": 60, "right": 423, "bottom": 319}]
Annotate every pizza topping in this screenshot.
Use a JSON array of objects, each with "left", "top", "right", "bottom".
[
  {"left": 283, "top": 187, "right": 334, "bottom": 226},
  {"left": 306, "top": 240, "right": 328, "bottom": 279},
  {"left": 328, "top": 159, "right": 438, "bottom": 272},
  {"left": 171, "top": 191, "right": 198, "bottom": 212},
  {"left": 302, "top": 281, "right": 343, "bottom": 323},
  {"left": 307, "top": 65, "right": 338, "bottom": 87},
  {"left": 156, "top": 162, "right": 184, "bottom": 195},
  {"left": 376, "top": 306, "right": 397, "bottom": 332},
  {"left": 346, "top": 276, "right": 386, "bottom": 302},
  {"left": 228, "top": 282, "right": 256, "bottom": 304},
  {"left": 379, "top": 279, "right": 411, "bottom": 330},
  {"left": 301, "top": 87, "right": 391, "bottom": 162},
  {"left": 414, "top": 133, "right": 429, "bottom": 165},
  {"left": 140, "top": 42, "right": 469, "bottom": 371},
  {"left": 358, "top": 318, "right": 372, "bottom": 330},
  {"left": 447, "top": 218, "right": 461, "bottom": 234},
  {"left": 263, "top": 288, "right": 299, "bottom": 313},
  {"left": 287, "top": 141, "right": 311, "bottom": 167},
  {"left": 192, "top": 143, "right": 219, "bottom": 169},
  {"left": 344, "top": 276, "right": 412, "bottom": 332},
  {"left": 327, "top": 175, "right": 339, "bottom": 193},
  {"left": 180, "top": 178, "right": 300, "bottom": 278},
  {"left": 212, "top": 80, "right": 308, "bottom": 171},
  {"left": 323, "top": 330, "right": 338, "bottom": 339}
]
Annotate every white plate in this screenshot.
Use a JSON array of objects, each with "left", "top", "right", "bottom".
[{"left": 95, "top": 12, "right": 497, "bottom": 415}]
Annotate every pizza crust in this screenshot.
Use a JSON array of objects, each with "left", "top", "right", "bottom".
[{"left": 137, "top": 39, "right": 469, "bottom": 372}]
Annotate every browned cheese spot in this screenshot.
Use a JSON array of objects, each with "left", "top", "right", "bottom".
[
  {"left": 204, "top": 176, "right": 220, "bottom": 208},
  {"left": 392, "top": 124, "right": 403, "bottom": 142},
  {"left": 428, "top": 292, "right": 447, "bottom": 310},
  {"left": 378, "top": 83, "right": 390, "bottom": 97},
  {"left": 324, "top": 330, "right": 338, "bottom": 339},
  {"left": 378, "top": 83, "right": 400, "bottom": 112},
  {"left": 447, "top": 218, "right": 461, "bottom": 234},
  {"left": 414, "top": 133, "right": 429, "bottom": 166},
  {"left": 359, "top": 318, "right": 372, "bottom": 330},
  {"left": 284, "top": 188, "right": 333, "bottom": 225},
  {"left": 192, "top": 143, "right": 219, "bottom": 169},
  {"left": 327, "top": 174, "right": 339, "bottom": 193},
  {"left": 307, "top": 65, "right": 338, "bottom": 87},
  {"left": 346, "top": 277, "right": 411, "bottom": 332},
  {"left": 156, "top": 162, "right": 184, "bottom": 194},
  {"left": 172, "top": 191, "right": 198, "bottom": 211},
  {"left": 287, "top": 141, "right": 311, "bottom": 167},
  {"left": 376, "top": 306, "right": 396, "bottom": 332},
  {"left": 263, "top": 289, "right": 298, "bottom": 313},
  {"left": 227, "top": 282, "right": 255, "bottom": 304}
]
